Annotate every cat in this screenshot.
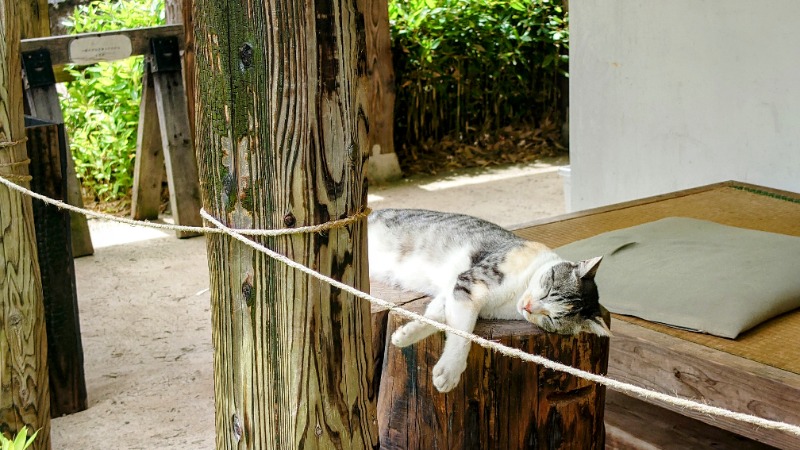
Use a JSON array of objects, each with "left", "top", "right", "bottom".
[{"left": 368, "top": 208, "right": 611, "bottom": 393}]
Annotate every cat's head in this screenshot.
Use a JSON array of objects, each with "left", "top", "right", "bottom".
[{"left": 517, "top": 256, "right": 611, "bottom": 337}]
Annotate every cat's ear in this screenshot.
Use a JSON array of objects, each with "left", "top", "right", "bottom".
[
  {"left": 584, "top": 317, "right": 613, "bottom": 337},
  {"left": 577, "top": 256, "right": 603, "bottom": 280}
]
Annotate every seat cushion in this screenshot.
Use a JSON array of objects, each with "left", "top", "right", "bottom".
[{"left": 555, "top": 217, "right": 800, "bottom": 338}]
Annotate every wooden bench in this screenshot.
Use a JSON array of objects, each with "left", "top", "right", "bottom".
[{"left": 512, "top": 181, "right": 800, "bottom": 448}]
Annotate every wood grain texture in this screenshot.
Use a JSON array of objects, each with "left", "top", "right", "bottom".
[
  {"left": 152, "top": 68, "right": 202, "bottom": 237},
  {"left": 0, "top": 0, "right": 51, "bottom": 447},
  {"left": 22, "top": 78, "right": 93, "bottom": 257},
  {"left": 131, "top": 66, "right": 165, "bottom": 220},
  {"left": 25, "top": 121, "right": 86, "bottom": 417},
  {"left": 605, "top": 391, "right": 772, "bottom": 450},
  {"left": 195, "top": 0, "right": 377, "bottom": 448},
  {"left": 378, "top": 298, "right": 609, "bottom": 449},
  {"left": 608, "top": 319, "right": 800, "bottom": 449},
  {"left": 19, "top": 0, "right": 49, "bottom": 39},
  {"left": 368, "top": 281, "right": 426, "bottom": 398},
  {"left": 356, "top": 0, "right": 395, "bottom": 157}
]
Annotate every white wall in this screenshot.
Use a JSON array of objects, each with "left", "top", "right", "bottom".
[{"left": 570, "top": 1, "right": 800, "bottom": 210}]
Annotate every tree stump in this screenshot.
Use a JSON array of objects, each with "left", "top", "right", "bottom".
[{"left": 378, "top": 297, "right": 610, "bottom": 450}]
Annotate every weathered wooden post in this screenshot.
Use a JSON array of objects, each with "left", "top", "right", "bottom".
[
  {"left": 358, "top": 0, "right": 401, "bottom": 182},
  {"left": 194, "top": 1, "right": 377, "bottom": 448},
  {"left": 0, "top": 0, "right": 51, "bottom": 447},
  {"left": 378, "top": 298, "right": 609, "bottom": 449}
]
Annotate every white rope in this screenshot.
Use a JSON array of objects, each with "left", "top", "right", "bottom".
[
  {"left": 0, "top": 174, "right": 367, "bottom": 236},
  {"left": 200, "top": 210, "right": 800, "bottom": 438},
  {"left": 2, "top": 173, "right": 799, "bottom": 437}
]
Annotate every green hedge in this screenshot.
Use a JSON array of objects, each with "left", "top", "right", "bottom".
[
  {"left": 61, "top": 0, "right": 566, "bottom": 203},
  {"left": 389, "top": 0, "right": 568, "bottom": 148},
  {"left": 61, "top": 0, "right": 164, "bottom": 203}
]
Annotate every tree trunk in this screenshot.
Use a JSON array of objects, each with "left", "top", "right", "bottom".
[
  {"left": 378, "top": 298, "right": 609, "bottom": 449},
  {"left": 0, "top": 0, "right": 51, "bottom": 447},
  {"left": 194, "top": 1, "right": 377, "bottom": 448}
]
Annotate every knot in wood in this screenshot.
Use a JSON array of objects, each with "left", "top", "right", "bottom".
[
  {"left": 283, "top": 213, "right": 297, "bottom": 228},
  {"left": 241, "top": 279, "right": 254, "bottom": 306},
  {"left": 8, "top": 312, "right": 22, "bottom": 327},
  {"left": 231, "top": 413, "right": 243, "bottom": 441},
  {"left": 239, "top": 43, "right": 253, "bottom": 68}
]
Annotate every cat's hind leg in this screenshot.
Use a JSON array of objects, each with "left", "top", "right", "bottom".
[{"left": 391, "top": 294, "right": 446, "bottom": 347}]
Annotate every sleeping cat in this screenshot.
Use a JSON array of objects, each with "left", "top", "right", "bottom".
[{"left": 368, "top": 208, "right": 610, "bottom": 393}]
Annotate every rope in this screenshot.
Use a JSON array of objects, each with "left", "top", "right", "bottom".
[
  {"left": 201, "top": 210, "right": 800, "bottom": 437},
  {"left": 0, "top": 158, "right": 32, "bottom": 168},
  {"left": 0, "top": 137, "right": 27, "bottom": 148},
  {"left": 0, "top": 174, "right": 368, "bottom": 236},
  {"left": 1, "top": 172, "right": 798, "bottom": 437},
  {"left": 0, "top": 148, "right": 33, "bottom": 183}
]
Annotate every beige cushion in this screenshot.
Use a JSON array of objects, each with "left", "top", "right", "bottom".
[{"left": 555, "top": 217, "right": 800, "bottom": 338}]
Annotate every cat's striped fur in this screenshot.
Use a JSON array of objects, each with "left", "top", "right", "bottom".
[{"left": 368, "top": 208, "right": 610, "bottom": 392}]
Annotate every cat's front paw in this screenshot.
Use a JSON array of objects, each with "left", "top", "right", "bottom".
[
  {"left": 432, "top": 360, "right": 466, "bottom": 393},
  {"left": 391, "top": 325, "right": 415, "bottom": 348}
]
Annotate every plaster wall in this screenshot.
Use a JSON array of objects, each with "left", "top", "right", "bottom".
[{"left": 570, "top": 1, "right": 800, "bottom": 210}]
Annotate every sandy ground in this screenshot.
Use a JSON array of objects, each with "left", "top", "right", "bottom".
[{"left": 49, "top": 157, "right": 568, "bottom": 449}]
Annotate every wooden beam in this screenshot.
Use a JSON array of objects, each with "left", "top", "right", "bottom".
[
  {"left": 24, "top": 118, "right": 87, "bottom": 417},
  {"left": 608, "top": 319, "right": 800, "bottom": 449},
  {"left": 0, "top": 0, "right": 51, "bottom": 447},
  {"left": 23, "top": 57, "right": 94, "bottom": 257},
  {"left": 131, "top": 66, "right": 165, "bottom": 220},
  {"left": 195, "top": 0, "right": 377, "bottom": 448},
  {"left": 20, "top": 25, "right": 184, "bottom": 66},
  {"left": 151, "top": 64, "right": 202, "bottom": 238},
  {"left": 605, "top": 391, "right": 772, "bottom": 449}
]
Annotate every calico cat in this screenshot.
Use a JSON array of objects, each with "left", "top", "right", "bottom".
[{"left": 368, "top": 208, "right": 610, "bottom": 393}]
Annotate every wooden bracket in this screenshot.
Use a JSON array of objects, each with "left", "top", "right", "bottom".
[
  {"left": 22, "top": 50, "right": 94, "bottom": 257},
  {"left": 22, "top": 48, "right": 55, "bottom": 88},
  {"left": 131, "top": 42, "right": 202, "bottom": 238}
]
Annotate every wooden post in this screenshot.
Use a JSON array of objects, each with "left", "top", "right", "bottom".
[
  {"left": 25, "top": 117, "right": 87, "bottom": 417},
  {"left": 19, "top": 0, "right": 49, "bottom": 39},
  {"left": 0, "top": 0, "right": 51, "bottom": 447},
  {"left": 19, "top": 0, "right": 94, "bottom": 258},
  {"left": 358, "top": 0, "right": 401, "bottom": 182},
  {"left": 378, "top": 298, "right": 609, "bottom": 449},
  {"left": 165, "top": 0, "right": 196, "bottom": 147},
  {"left": 194, "top": 1, "right": 377, "bottom": 448}
]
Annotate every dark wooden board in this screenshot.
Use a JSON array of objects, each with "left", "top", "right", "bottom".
[
  {"left": 25, "top": 118, "right": 87, "bottom": 418},
  {"left": 23, "top": 83, "right": 94, "bottom": 257}
]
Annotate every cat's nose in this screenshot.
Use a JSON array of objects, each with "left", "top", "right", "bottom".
[{"left": 523, "top": 300, "right": 547, "bottom": 315}]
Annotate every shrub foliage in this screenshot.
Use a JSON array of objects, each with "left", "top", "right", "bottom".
[
  {"left": 61, "top": 0, "right": 566, "bottom": 203},
  {"left": 389, "top": 0, "right": 569, "bottom": 150},
  {"left": 61, "top": 0, "right": 164, "bottom": 202}
]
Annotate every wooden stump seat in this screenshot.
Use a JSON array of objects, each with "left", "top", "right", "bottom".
[{"left": 376, "top": 297, "right": 610, "bottom": 450}]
